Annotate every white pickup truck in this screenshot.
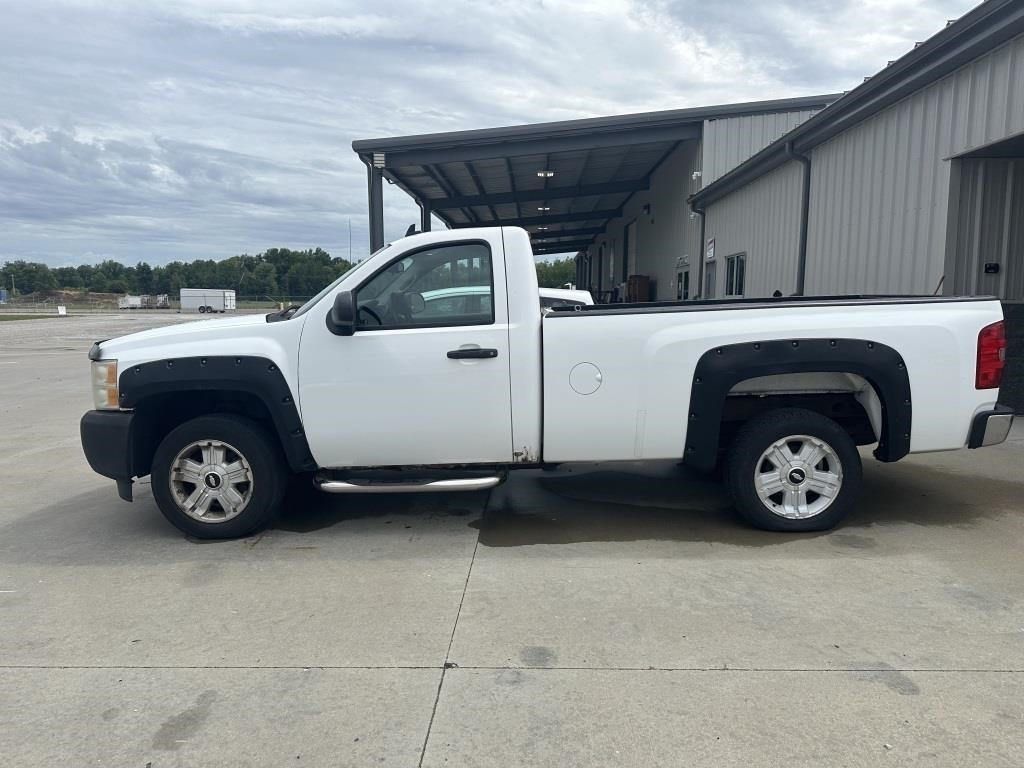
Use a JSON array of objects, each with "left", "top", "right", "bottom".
[{"left": 81, "top": 227, "right": 1013, "bottom": 538}]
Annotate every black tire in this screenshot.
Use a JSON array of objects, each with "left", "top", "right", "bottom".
[
  {"left": 725, "top": 407, "right": 862, "bottom": 532},
  {"left": 151, "top": 415, "right": 288, "bottom": 539}
]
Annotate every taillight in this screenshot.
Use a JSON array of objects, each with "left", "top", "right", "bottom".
[{"left": 976, "top": 321, "right": 1006, "bottom": 389}]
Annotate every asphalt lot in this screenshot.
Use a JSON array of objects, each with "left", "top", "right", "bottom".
[{"left": 1, "top": 313, "right": 1023, "bottom": 767}]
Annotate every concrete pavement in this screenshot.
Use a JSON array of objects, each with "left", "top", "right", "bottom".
[{"left": 1, "top": 314, "right": 1022, "bottom": 767}]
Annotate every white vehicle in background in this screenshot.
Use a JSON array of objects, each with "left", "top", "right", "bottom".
[
  {"left": 539, "top": 287, "right": 594, "bottom": 309},
  {"left": 82, "top": 226, "right": 1012, "bottom": 539},
  {"left": 415, "top": 285, "right": 593, "bottom": 319},
  {"left": 180, "top": 288, "right": 236, "bottom": 314},
  {"left": 118, "top": 294, "right": 170, "bottom": 310}
]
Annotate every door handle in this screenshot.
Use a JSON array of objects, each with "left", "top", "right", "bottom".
[{"left": 447, "top": 348, "right": 498, "bottom": 359}]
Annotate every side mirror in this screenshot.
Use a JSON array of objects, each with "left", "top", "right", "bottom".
[{"left": 327, "top": 290, "right": 356, "bottom": 336}]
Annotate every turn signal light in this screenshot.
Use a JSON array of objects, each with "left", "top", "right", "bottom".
[
  {"left": 91, "top": 360, "right": 120, "bottom": 409},
  {"left": 976, "top": 321, "right": 1006, "bottom": 389}
]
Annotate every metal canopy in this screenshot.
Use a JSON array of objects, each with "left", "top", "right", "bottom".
[{"left": 353, "top": 95, "right": 839, "bottom": 253}]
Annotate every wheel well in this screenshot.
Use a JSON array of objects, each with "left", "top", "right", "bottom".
[
  {"left": 718, "top": 390, "right": 878, "bottom": 463},
  {"left": 129, "top": 390, "right": 279, "bottom": 478}
]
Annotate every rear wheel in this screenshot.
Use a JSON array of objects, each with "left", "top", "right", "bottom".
[
  {"left": 151, "top": 415, "right": 287, "bottom": 538},
  {"left": 725, "top": 408, "right": 862, "bottom": 532}
]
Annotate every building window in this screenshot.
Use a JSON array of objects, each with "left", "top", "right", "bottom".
[
  {"left": 677, "top": 270, "right": 690, "bottom": 300},
  {"left": 725, "top": 253, "right": 746, "bottom": 297}
]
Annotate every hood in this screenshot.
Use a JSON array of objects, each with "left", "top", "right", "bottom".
[{"left": 95, "top": 313, "right": 271, "bottom": 359}]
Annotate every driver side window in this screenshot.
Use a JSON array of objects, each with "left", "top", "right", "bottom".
[{"left": 354, "top": 242, "right": 494, "bottom": 330}]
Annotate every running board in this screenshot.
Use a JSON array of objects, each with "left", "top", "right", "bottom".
[{"left": 315, "top": 475, "right": 503, "bottom": 494}]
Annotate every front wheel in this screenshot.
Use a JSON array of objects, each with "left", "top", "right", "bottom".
[
  {"left": 725, "top": 408, "right": 863, "bottom": 532},
  {"left": 151, "top": 415, "right": 288, "bottom": 538}
]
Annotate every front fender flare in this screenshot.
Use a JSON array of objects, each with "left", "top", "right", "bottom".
[{"left": 118, "top": 355, "right": 316, "bottom": 472}]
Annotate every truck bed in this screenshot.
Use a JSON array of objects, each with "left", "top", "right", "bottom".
[{"left": 540, "top": 294, "right": 1004, "bottom": 464}]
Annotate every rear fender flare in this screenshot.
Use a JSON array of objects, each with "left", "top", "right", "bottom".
[{"left": 684, "top": 338, "right": 912, "bottom": 471}]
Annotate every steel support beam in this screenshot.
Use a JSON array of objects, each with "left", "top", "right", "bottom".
[
  {"left": 418, "top": 201, "right": 432, "bottom": 232},
  {"left": 530, "top": 226, "right": 604, "bottom": 240},
  {"left": 533, "top": 240, "right": 594, "bottom": 253},
  {"left": 429, "top": 179, "right": 648, "bottom": 209},
  {"left": 381, "top": 123, "right": 701, "bottom": 167},
  {"left": 366, "top": 162, "right": 385, "bottom": 252},
  {"left": 454, "top": 209, "right": 620, "bottom": 229}
]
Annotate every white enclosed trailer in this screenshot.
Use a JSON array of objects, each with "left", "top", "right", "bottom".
[
  {"left": 180, "top": 288, "right": 236, "bottom": 314},
  {"left": 118, "top": 295, "right": 143, "bottom": 310}
]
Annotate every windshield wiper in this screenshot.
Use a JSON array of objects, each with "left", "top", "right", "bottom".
[{"left": 265, "top": 304, "right": 302, "bottom": 323}]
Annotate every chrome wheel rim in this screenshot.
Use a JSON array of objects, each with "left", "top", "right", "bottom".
[
  {"left": 169, "top": 439, "right": 254, "bottom": 523},
  {"left": 754, "top": 434, "right": 843, "bottom": 519}
]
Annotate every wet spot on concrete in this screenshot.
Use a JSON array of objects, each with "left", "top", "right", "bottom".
[
  {"left": 101, "top": 707, "right": 119, "bottom": 721},
  {"left": 875, "top": 671, "right": 920, "bottom": 696},
  {"left": 855, "top": 663, "right": 920, "bottom": 696},
  {"left": 829, "top": 533, "right": 878, "bottom": 549},
  {"left": 273, "top": 489, "right": 486, "bottom": 533},
  {"left": 519, "top": 646, "right": 558, "bottom": 667},
  {"left": 472, "top": 470, "right": 815, "bottom": 548},
  {"left": 152, "top": 690, "right": 217, "bottom": 750}
]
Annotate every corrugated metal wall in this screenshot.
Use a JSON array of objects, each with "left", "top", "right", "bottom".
[
  {"left": 583, "top": 107, "right": 825, "bottom": 301},
  {"left": 805, "top": 31, "right": 1024, "bottom": 295},
  {"left": 588, "top": 141, "right": 703, "bottom": 301},
  {"left": 702, "top": 110, "right": 821, "bottom": 184},
  {"left": 703, "top": 161, "right": 804, "bottom": 298},
  {"left": 949, "top": 158, "right": 1024, "bottom": 301}
]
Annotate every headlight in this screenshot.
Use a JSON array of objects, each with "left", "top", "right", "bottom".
[{"left": 91, "top": 360, "right": 120, "bottom": 410}]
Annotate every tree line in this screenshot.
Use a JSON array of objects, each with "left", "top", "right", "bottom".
[
  {"left": 0, "top": 249, "right": 577, "bottom": 298},
  {"left": 0, "top": 248, "right": 354, "bottom": 299}
]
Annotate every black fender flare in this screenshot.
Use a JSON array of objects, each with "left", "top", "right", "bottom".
[
  {"left": 684, "top": 338, "right": 912, "bottom": 472},
  {"left": 118, "top": 355, "right": 316, "bottom": 472}
]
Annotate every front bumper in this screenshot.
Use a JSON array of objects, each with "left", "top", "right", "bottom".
[
  {"left": 967, "top": 405, "right": 1015, "bottom": 449},
  {"left": 80, "top": 410, "right": 135, "bottom": 501}
]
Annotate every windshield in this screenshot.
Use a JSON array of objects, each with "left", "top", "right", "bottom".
[{"left": 290, "top": 244, "right": 391, "bottom": 319}]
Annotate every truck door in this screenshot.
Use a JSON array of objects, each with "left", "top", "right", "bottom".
[{"left": 297, "top": 235, "right": 514, "bottom": 468}]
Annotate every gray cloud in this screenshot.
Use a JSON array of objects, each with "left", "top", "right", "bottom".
[{"left": 0, "top": 0, "right": 979, "bottom": 266}]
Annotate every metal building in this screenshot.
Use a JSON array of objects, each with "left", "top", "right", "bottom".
[{"left": 689, "top": 0, "right": 1024, "bottom": 408}]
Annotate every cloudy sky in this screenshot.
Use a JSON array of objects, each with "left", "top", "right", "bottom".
[{"left": 1, "top": 0, "right": 978, "bottom": 267}]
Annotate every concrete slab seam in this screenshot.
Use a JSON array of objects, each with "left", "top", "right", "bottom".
[{"left": 418, "top": 536, "right": 480, "bottom": 768}]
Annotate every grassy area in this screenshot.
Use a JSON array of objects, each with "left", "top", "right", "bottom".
[{"left": 0, "top": 314, "right": 54, "bottom": 321}]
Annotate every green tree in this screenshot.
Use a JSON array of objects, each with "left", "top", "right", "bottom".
[
  {"left": 135, "top": 262, "right": 153, "bottom": 293},
  {"left": 0, "top": 261, "right": 55, "bottom": 294},
  {"left": 243, "top": 261, "right": 279, "bottom": 296},
  {"left": 534, "top": 257, "right": 576, "bottom": 288},
  {"left": 53, "top": 267, "right": 83, "bottom": 289}
]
